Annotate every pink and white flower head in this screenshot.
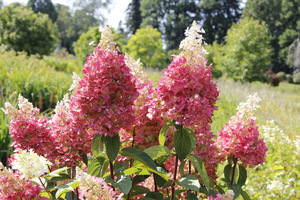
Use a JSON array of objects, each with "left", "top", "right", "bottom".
[
  {"left": 69, "top": 25, "right": 139, "bottom": 137},
  {"left": 156, "top": 21, "right": 219, "bottom": 127},
  {"left": 216, "top": 93, "right": 268, "bottom": 167}
]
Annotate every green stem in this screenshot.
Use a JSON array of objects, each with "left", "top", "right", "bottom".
[
  {"left": 171, "top": 155, "right": 179, "bottom": 200},
  {"left": 38, "top": 177, "right": 52, "bottom": 199}
]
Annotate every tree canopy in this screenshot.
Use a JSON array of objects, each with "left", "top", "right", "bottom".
[
  {"left": 27, "top": 0, "right": 57, "bottom": 22},
  {"left": 218, "top": 17, "right": 273, "bottom": 82},
  {"left": 126, "top": 26, "right": 166, "bottom": 68},
  {"left": 0, "top": 4, "right": 57, "bottom": 55}
]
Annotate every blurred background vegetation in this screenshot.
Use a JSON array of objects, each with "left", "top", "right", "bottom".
[{"left": 0, "top": 0, "right": 299, "bottom": 198}]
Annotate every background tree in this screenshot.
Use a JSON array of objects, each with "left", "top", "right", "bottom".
[
  {"left": 0, "top": 4, "right": 57, "bottom": 55},
  {"left": 199, "top": 0, "right": 242, "bottom": 44},
  {"left": 126, "top": 0, "right": 142, "bottom": 35},
  {"left": 74, "top": 26, "right": 126, "bottom": 63},
  {"left": 27, "top": 0, "right": 57, "bottom": 22},
  {"left": 218, "top": 17, "right": 272, "bottom": 82},
  {"left": 242, "top": 0, "right": 300, "bottom": 73},
  {"left": 0, "top": 0, "right": 3, "bottom": 9},
  {"left": 163, "top": 0, "right": 200, "bottom": 51},
  {"left": 126, "top": 26, "right": 166, "bottom": 68},
  {"left": 55, "top": 3, "right": 77, "bottom": 53}
]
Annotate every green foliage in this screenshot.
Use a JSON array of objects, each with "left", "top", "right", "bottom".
[
  {"left": 27, "top": 0, "right": 57, "bottom": 23},
  {"left": 286, "top": 74, "right": 294, "bottom": 83},
  {"left": 242, "top": 0, "right": 300, "bottom": 73},
  {"left": 0, "top": 4, "right": 57, "bottom": 56},
  {"left": 205, "top": 42, "right": 223, "bottom": 78},
  {"left": 293, "top": 72, "right": 300, "bottom": 84},
  {"left": 126, "top": 0, "right": 142, "bottom": 35},
  {"left": 277, "top": 71, "right": 286, "bottom": 81},
  {"left": 199, "top": 0, "right": 242, "bottom": 44},
  {"left": 219, "top": 17, "right": 273, "bottom": 82},
  {"left": 0, "top": 51, "right": 80, "bottom": 112},
  {"left": 74, "top": 26, "right": 125, "bottom": 63},
  {"left": 127, "top": 26, "right": 166, "bottom": 69}
]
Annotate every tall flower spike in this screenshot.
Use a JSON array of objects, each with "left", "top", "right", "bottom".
[
  {"left": 179, "top": 20, "right": 208, "bottom": 66},
  {"left": 125, "top": 53, "right": 150, "bottom": 85},
  {"left": 98, "top": 25, "right": 116, "bottom": 51}
]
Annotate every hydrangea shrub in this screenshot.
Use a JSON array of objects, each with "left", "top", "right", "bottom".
[{"left": 1, "top": 22, "right": 267, "bottom": 200}]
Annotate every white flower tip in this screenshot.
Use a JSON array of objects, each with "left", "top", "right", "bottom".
[{"left": 89, "top": 41, "right": 95, "bottom": 46}]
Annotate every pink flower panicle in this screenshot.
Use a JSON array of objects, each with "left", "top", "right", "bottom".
[
  {"left": 216, "top": 94, "right": 268, "bottom": 167},
  {"left": 0, "top": 162, "right": 45, "bottom": 200}
]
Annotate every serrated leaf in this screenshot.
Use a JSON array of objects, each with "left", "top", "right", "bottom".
[
  {"left": 174, "top": 128, "right": 192, "bottom": 161},
  {"left": 159, "top": 121, "right": 173, "bottom": 146},
  {"left": 123, "top": 167, "right": 140, "bottom": 176},
  {"left": 187, "top": 154, "right": 210, "bottom": 190},
  {"left": 117, "top": 175, "right": 132, "bottom": 195},
  {"left": 144, "top": 192, "right": 163, "bottom": 200},
  {"left": 105, "top": 134, "right": 120, "bottom": 161},
  {"left": 232, "top": 184, "right": 242, "bottom": 199},
  {"left": 87, "top": 156, "right": 109, "bottom": 177},
  {"left": 43, "top": 167, "right": 69, "bottom": 179},
  {"left": 238, "top": 165, "right": 247, "bottom": 186},
  {"left": 184, "top": 128, "right": 196, "bottom": 153},
  {"left": 92, "top": 134, "right": 105, "bottom": 157},
  {"left": 179, "top": 174, "right": 200, "bottom": 191},
  {"left": 144, "top": 145, "right": 172, "bottom": 160},
  {"left": 119, "top": 147, "right": 157, "bottom": 170}
]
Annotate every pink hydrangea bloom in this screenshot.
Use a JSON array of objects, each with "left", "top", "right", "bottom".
[
  {"left": 69, "top": 46, "right": 138, "bottom": 137},
  {"left": 216, "top": 94, "right": 268, "bottom": 167},
  {"left": 155, "top": 55, "right": 218, "bottom": 127},
  {"left": 0, "top": 163, "right": 45, "bottom": 200},
  {"left": 4, "top": 95, "right": 56, "bottom": 163}
]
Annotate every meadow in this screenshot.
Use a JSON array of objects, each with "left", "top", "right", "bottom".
[{"left": 0, "top": 52, "right": 299, "bottom": 199}]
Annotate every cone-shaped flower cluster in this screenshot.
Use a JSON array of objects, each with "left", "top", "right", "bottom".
[
  {"left": 154, "top": 21, "right": 220, "bottom": 180},
  {"left": 216, "top": 93, "right": 268, "bottom": 167},
  {"left": 0, "top": 163, "right": 45, "bottom": 200}
]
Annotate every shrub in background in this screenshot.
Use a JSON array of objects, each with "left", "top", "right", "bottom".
[
  {"left": 276, "top": 71, "right": 286, "bottom": 81},
  {"left": 219, "top": 17, "right": 272, "bottom": 82},
  {"left": 0, "top": 4, "right": 57, "bottom": 56},
  {"left": 293, "top": 72, "right": 300, "bottom": 84}
]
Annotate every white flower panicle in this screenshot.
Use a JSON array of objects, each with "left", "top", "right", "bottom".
[
  {"left": 179, "top": 20, "right": 208, "bottom": 66},
  {"left": 223, "top": 190, "right": 234, "bottom": 200},
  {"left": 125, "top": 53, "right": 150, "bottom": 85},
  {"left": 234, "top": 93, "right": 262, "bottom": 123},
  {"left": 3, "top": 94, "right": 39, "bottom": 117},
  {"left": 69, "top": 72, "right": 81, "bottom": 91},
  {"left": 98, "top": 25, "right": 116, "bottom": 51},
  {"left": 11, "top": 149, "right": 52, "bottom": 178},
  {"left": 76, "top": 167, "right": 116, "bottom": 200}
]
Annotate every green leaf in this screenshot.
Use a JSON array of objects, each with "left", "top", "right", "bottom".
[
  {"left": 174, "top": 128, "right": 192, "bottom": 161},
  {"left": 92, "top": 134, "right": 105, "bottom": 157},
  {"left": 184, "top": 128, "right": 196, "bottom": 153},
  {"left": 105, "top": 134, "right": 120, "bottom": 161},
  {"left": 154, "top": 172, "right": 167, "bottom": 187},
  {"left": 123, "top": 167, "right": 140, "bottom": 176},
  {"left": 119, "top": 147, "right": 157, "bottom": 170},
  {"left": 224, "top": 164, "right": 232, "bottom": 182},
  {"left": 144, "top": 192, "right": 163, "bottom": 200},
  {"left": 178, "top": 174, "right": 200, "bottom": 191},
  {"left": 232, "top": 184, "right": 242, "bottom": 199},
  {"left": 42, "top": 167, "right": 69, "bottom": 180},
  {"left": 187, "top": 191, "right": 198, "bottom": 200},
  {"left": 48, "top": 174, "right": 71, "bottom": 182},
  {"left": 55, "top": 180, "right": 80, "bottom": 199},
  {"left": 117, "top": 175, "right": 132, "bottom": 195},
  {"left": 238, "top": 165, "right": 247, "bottom": 186},
  {"left": 187, "top": 154, "right": 210, "bottom": 190},
  {"left": 179, "top": 160, "right": 186, "bottom": 176},
  {"left": 129, "top": 185, "right": 151, "bottom": 198},
  {"left": 241, "top": 189, "right": 251, "bottom": 200},
  {"left": 87, "top": 156, "right": 109, "bottom": 177},
  {"left": 143, "top": 145, "right": 172, "bottom": 160},
  {"left": 159, "top": 121, "right": 173, "bottom": 146}
]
